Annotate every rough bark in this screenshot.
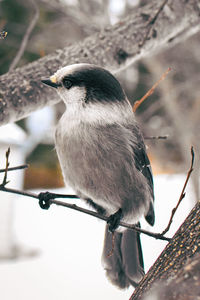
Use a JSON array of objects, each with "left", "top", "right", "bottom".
[
  {"left": 143, "top": 252, "right": 200, "bottom": 300},
  {"left": 0, "top": 0, "right": 199, "bottom": 125},
  {"left": 130, "top": 201, "right": 200, "bottom": 300}
]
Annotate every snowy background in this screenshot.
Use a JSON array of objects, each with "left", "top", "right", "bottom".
[{"left": 0, "top": 171, "right": 195, "bottom": 300}]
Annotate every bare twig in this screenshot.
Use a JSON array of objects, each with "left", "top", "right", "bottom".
[
  {"left": 0, "top": 164, "right": 29, "bottom": 173},
  {"left": 0, "top": 185, "right": 39, "bottom": 198},
  {"left": 0, "top": 184, "right": 170, "bottom": 241},
  {"left": 0, "top": 146, "right": 195, "bottom": 243},
  {"left": 1, "top": 145, "right": 170, "bottom": 241},
  {"left": 139, "top": 0, "right": 169, "bottom": 48},
  {"left": 1, "top": 147, "right": 10, "bottom": 187},
  {"left": 161, "top": 146, "right": 195, "bottom": 235},
  {"left": 133, "top": 67, "right": 171, "bottom": 112},
  {"left": 0, "top": 148, "right": 171, "bottom": 241},
  {"left": 8, "top": 0, "right": 39, "bottom": 71},
  {"left": 144, "top": 135, "right": 168, "bottom": 140},
  {"left": 0, "top": 147, "right": 184, "bottom": 242}
]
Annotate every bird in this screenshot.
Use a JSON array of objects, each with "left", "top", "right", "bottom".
[{"left": 41, "top": 63, "right": 155, "bottom": 289}]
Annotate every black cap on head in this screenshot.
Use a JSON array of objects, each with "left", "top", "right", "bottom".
[{"left": 63, "top": 66, "right": 126, "bottom": 103}]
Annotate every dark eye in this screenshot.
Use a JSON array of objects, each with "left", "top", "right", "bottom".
[{"left": 62, "top": 78, "right": 73, "bottom": 89}]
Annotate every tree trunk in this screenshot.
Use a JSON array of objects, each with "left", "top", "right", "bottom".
[
  {"left": 0, "top": 0, "right": 199, "bottom": 125},
  {"left": 130, "top": 201, "right": 200, "bottom": 300}
]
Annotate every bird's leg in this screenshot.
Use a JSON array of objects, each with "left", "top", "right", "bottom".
[
  {"left": 38, "top": 191, "right": 53, "bottom": 209},
  {"left": 107, "top": 208, "right": 123, "bottom": 232}
]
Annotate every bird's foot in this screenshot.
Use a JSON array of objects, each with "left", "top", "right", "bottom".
[
  {"left": 38, "top": 191, "right": 53, "bottom": 210},
  {"left": 107, "top": 208, "right": 123, "bottom": 232}
]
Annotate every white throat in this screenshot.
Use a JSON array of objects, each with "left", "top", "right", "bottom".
[
  {"left": 60, "top": 99, "right": 134, "bottom": 131},
  {"left": 56, "top": 84, "right": 134, "bottom": 128},
  {"left": 57, "top": 86, "right": 86, "bottom": 105}
]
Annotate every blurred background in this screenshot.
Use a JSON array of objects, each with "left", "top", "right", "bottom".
[{"left": 0, "top": 0, "right": 199, "bottom": 299}]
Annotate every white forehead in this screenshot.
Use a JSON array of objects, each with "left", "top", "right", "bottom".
[{"left": 52, "top": 63, "right": 95, "bottom": 82}]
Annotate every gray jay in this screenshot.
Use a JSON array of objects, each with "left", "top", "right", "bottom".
[{"left": 41, "top": 63, "right": 155, "bottom": 289}]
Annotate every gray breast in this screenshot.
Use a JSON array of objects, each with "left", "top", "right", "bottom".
[{"left": 55, "top": 119, "right": 151, "bottom": 222}]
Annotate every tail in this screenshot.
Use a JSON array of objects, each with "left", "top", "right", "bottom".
[{"left": 101, "top": 224, "right": 144, "bottom": 289}]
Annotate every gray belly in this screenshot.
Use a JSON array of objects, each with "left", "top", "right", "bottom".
[{"left": 55, "top": 122, "right": 151, "bottom": 221}]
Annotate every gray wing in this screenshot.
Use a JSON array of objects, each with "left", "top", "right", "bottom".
[{"left": 128, "top": 123, "right": 155, "bottom": 226}]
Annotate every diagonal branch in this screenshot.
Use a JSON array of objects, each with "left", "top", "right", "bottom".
[
  {"left": 0, "top": 164, "right": 29, "bottom": 173},
  {"left": 133, "top": 67, "right": 171, "bottom": 112},
  {"left": 0, "top": 185, "right": 171, "bottom": 242},
  {"left": 8, "top": 0, "right": 39, "bottom": 72},
  {"left": 161, "top": 146, "right": 195, "bottom": 235},
  {"left": 0, "top": 0, "right": 199, "bottom": 125},
  {"left": 0, "top": 146, "right": 195, "bottom": 242},
  {"left": 139, "top": 0, "right": 170, "bottom": 48},
  {"left": 0, "top": 148, "right": 170, "bottom": 242}
]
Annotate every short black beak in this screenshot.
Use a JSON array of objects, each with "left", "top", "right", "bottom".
[{"left": 41, "top": 79, "right": 60, "bottom": 89}]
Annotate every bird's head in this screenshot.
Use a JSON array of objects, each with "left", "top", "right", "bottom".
[
  {"left": 41, "top": 63, "right": 128, "bottom": 106},
  {"left": 41, "top": 64, "right": 134, "bottom": 125}
]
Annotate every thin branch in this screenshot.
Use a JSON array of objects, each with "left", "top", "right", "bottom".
[
  {"left": 0, "top": 184, "right": 170, "bottom": 242},
  {"left": 8, "top": 0, "right": 39, "bottom": 71},
  {"left": 0, "top": 1, "right": 199, "bottom": 126},
  {"left": 139, "top": 0, "right": 170, "bottom": 48},
  {"left": 4, "top": 146, "right": 198, "bottom": 243},
  {"left": 0, "top": 148, "right": 171, "bottom": 242},
  {"left": 133, "top": 67, "right": 171, "bottom": 112},
  {"left": 0, "top": 164, "right": 29, "bottom": 173},
  {"left": 39, "top": 192, "right": 79, "bottom": 200},
  {"left": 161, "top": 146, "right": 195, "bottom": 235},
  {"left": 0, "top": 145, "right": 171, "bottom": 241},
  {"left": 144, "top": 135, "right": 168, "bottom": 140},
  {"left": 1, "top": 147, "right": 10, "bottom": 187},
  {"left": 0, "top": 147, "right": 194, "bottom": 242},
  {"left": 51, "top": 197, "right": 171, "bottom": 241},
  {"left": 0, "top": 185, "right": 39, "bottom": 199}
]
